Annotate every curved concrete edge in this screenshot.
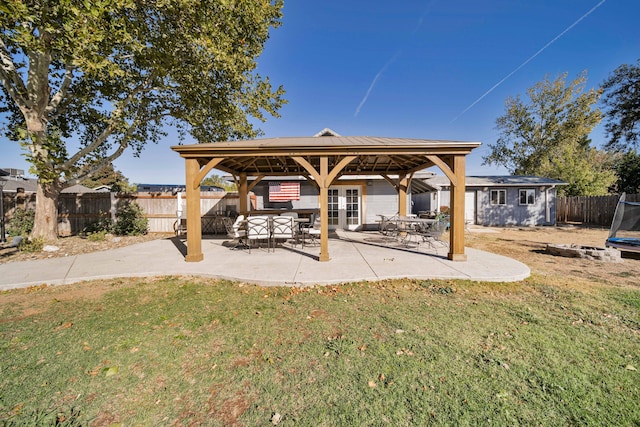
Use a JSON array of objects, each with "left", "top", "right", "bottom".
[{"left": 0, "top": 238, "right": 530, "bottom": 291}]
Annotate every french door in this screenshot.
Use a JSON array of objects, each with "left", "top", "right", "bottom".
[{"left": 327, "top": 186, "right": 361, "bottom": 230}]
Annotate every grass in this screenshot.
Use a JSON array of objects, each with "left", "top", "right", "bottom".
[{"left": 0, "top": 276, "right": 638, "bottom": 426}]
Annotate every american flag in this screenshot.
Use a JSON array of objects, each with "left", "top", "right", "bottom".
[{"left": 269, "top": 182, "right": 300, "bottom": 202}]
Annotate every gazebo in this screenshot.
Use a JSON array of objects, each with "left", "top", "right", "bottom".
[{"left": 171, "top": 135, "right": 481, "bottom": 262}]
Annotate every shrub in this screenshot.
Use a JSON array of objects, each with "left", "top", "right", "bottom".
[
  {"left": 86, "top": 230, "right": 108, "bottom": 242},
  {"left": 113, "top": 201, "right": 148, "bottom": 236},
  {"left": 82, "top": 214, "right": 113, "bottom": 236},
  {"left": 19, "top": 236, "right": 44, "bottom": 253},
  {"left": 6, "top": 208, "right": 35, "bottom": 237}
]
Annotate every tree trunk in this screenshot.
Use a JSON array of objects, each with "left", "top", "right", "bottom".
[{"left": 31, "top": 181, "right": 62, "bottom": 241}]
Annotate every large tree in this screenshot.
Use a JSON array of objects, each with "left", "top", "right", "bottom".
[
  {"left": 0, "top": 1, "right": 285, "bottom": 240},
  {"left": 601, "top": 59, "right": 640, "bottom": 152},
  {"left": 483, "top": 72, "right": 615, "bottom": 196},
  {"left": 79, "top": 163, "right": 129, "bottom": 191},
  {"left": 612, "top": 150, "right": 640, "bottom": 194}
]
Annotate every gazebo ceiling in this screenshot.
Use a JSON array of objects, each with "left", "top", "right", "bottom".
[{"left": 171, "top": 136, "right": 481, "bottom": 177}]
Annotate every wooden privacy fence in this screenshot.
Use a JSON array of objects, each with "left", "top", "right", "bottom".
[
  {"left": 1, "top": 190, "right": 252, "bottom": 236},
  {"left": 56, "top": 191, "right": 243, "bottom": 235},
  {"left": 556, "top": 193, "right": 640, "bottom": 226}
]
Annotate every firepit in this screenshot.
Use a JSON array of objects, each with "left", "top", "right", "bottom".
[{"left": 546, "top": 243, "right": 622, "bottom": 262}]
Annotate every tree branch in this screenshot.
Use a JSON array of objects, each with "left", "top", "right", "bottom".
[
  {"left": 66, "top": 111, "right": 154, "bottom": 185},
  {"left": 45, "top": 65, "right": 74, "bottom": 115},
  {"left": 62, "top": 81, "right": 151, "bottom": 169},
  {"left": 0, "top": 38, "right": 28, "bottom": 107}
]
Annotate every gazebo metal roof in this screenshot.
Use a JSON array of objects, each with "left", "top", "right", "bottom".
[{"left": 172, "top": 136, "right": 480, "bottom": 177}]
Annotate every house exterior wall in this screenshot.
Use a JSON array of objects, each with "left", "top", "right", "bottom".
[
  {"left": 252, "top": 181, "right": 319, "bottom": 211},
  {"left": 362, "top": 180, "right": 401, "bottom": 230},
  {"left": 251, "top": 179, "right": 408, "bottom": 230},
  {"left": 478, "top": 187, "right": 556, "bottom": 226},
  {"left": 436, "top": 186, "right": 557, "bottom": 226}
]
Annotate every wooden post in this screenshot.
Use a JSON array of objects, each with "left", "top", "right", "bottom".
[
  {"left": 398, "top": 173, "right": 408, "bottom": 217},
  {"left": 185, "top": 158, "right": 203, "bottom": 262},
  {"left": 448, "top": 155, "right": 467, "bottom": 261},
  {"left": 238, "top": 173, "right": 248, "bottom": 214},
  {"left": 319, "top": 157, "right": 330, "bottom": 261}
]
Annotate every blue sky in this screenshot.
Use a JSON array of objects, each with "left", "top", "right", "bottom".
[{"left": 2, "top": 0, "right": 639, "bottom": 184}]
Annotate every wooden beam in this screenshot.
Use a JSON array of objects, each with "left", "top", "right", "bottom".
[
  {"left": 426, "top": 155, "right": 457, "bottom": 187},
  {"left": 327, "top": 155, "right": 357, "bottom": 186},
  {"left": 381, "top": 174, "right": 398, "bottom": 191},
  {"left": 193, "top": 158, "right": 224, "bottom": 190},
  {"left": 291, "top": 156, "right": 321, "bottom": 183},
  {"left": 247, "top": 175, "right": 265, "bottom": 192},
  {"left": 185, "top": 158, "right": 203, "bottom": 262}
]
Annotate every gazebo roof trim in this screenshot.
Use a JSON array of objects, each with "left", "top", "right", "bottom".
[{"left": 172, "top": 135, "right": 481, "bottom": 153}]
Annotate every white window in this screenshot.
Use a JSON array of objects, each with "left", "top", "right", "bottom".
[
  {"left": 519, "top": 189, "right": 535, "bottom": 205},
  {"left": 490, "top": 189, "right": 506, "bottom": 205}
]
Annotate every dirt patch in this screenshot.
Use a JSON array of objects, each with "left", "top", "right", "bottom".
[{"left": 465, "top": 225, "right": 639, "bottom": 288}]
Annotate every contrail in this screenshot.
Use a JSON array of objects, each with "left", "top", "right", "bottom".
[
  {"left": 355, "top": 0, "right": 436, "bottom": 117},
  {"left": 413, "top": 0, "right": 438, "bottom": 33},
  {"left": 354, "top": 51, "right": 401, "bottom": 117},
  {"left": 450, "top": 0, "right": 606, "bottom": 124}
]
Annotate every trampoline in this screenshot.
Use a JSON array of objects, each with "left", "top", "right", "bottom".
[{"left": 606, "top": 193, "right": 640, "bottom": 253}]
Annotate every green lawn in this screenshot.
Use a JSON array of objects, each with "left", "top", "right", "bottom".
[{"left": 1, "top": 276, "right": 638, "bottom": 426}]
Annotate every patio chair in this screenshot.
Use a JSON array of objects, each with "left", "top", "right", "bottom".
[
  {"left": 301, "top": 214, "right": 321, "bottom": 248},
  {"left": 271, "top": 215, "right": 295, "bottom": 248},
  {"left": 225, "top": 215, "right": 247, "bottom": 249},
  {"left": 420, "top": 220, "right": 449, "bottom": 250},
  {"left": 246, "top": 215, "right": 272, "bottom": 253}
]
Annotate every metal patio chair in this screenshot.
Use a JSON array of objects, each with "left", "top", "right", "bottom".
[
  {"left": 246, "top": 215, "right": 272, "bottom": 253},
  {"left": 271, "top": 215, "right": 295, "bottom": 248}
]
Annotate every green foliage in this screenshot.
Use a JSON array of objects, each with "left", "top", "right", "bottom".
[
  {"left": 0, "top": 0, "right": 286, "bottom": 238},
  {"left": 86, "top": 230, "right": 108, "bottom": 242},
  {"left": 114, "top": 181, "right": 138, "bottom": 195},
  {"left": 79, "top": 164, "right": 129, "bottom": 191},
  {"left": 484, "top": 72, "right": 615, "bottom": 196},
  {"left": 81, "top": 214, "right": 113, "bottom": 236},
  {"left": 201, "top": 174, "right": 236, "bottom": 191},
  {"left": 613, "top": 150, "right": 640, "bottom": 194},
  {"left": 6, "top": 209, "right": 34, "bottom": 237},
  {"left": 19, "top": 237, "right": 44, "bottom": 253},
  {"left": 113, "top": 201, "right": 148, "bottom": 236},
  {"left": 601, "top": 58, "right": 640, "bottom": 151}
]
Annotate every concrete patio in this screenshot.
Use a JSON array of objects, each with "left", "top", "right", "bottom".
[{"left": 0, "top": 230, "right": 530, "bottom": 290}]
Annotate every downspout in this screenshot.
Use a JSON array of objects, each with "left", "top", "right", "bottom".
[{"left": 544, "top": 186, "right": 551, "bottom": 224}]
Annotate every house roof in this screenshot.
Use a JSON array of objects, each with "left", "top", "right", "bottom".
[
  {"left": 0, "top": 178, "right": 99, "bottom": 193},
  {"left": 314, "top": 128, "right": 341, "bottom": 137},
  {"left": 0, "top": 177, "right": 37, "bottom": 193},
  {"left": 172, "top": 136, "right": 481, "bottom": 177},
  {"left": 62, "top": 184, "right": 97, "bottom": 193},
  {"left": 424, "top": 175, "right": 568, "bottom": 190}
]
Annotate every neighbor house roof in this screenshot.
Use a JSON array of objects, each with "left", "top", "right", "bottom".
[
  {"left": 423, "top": 175, "right": 567, "bottom": 190},
  {"left": 0, "top": 178, "right": 99, "bottom": 194},
  {"left": 0, "top": 177, "right": 37, "bottom": 193}
]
